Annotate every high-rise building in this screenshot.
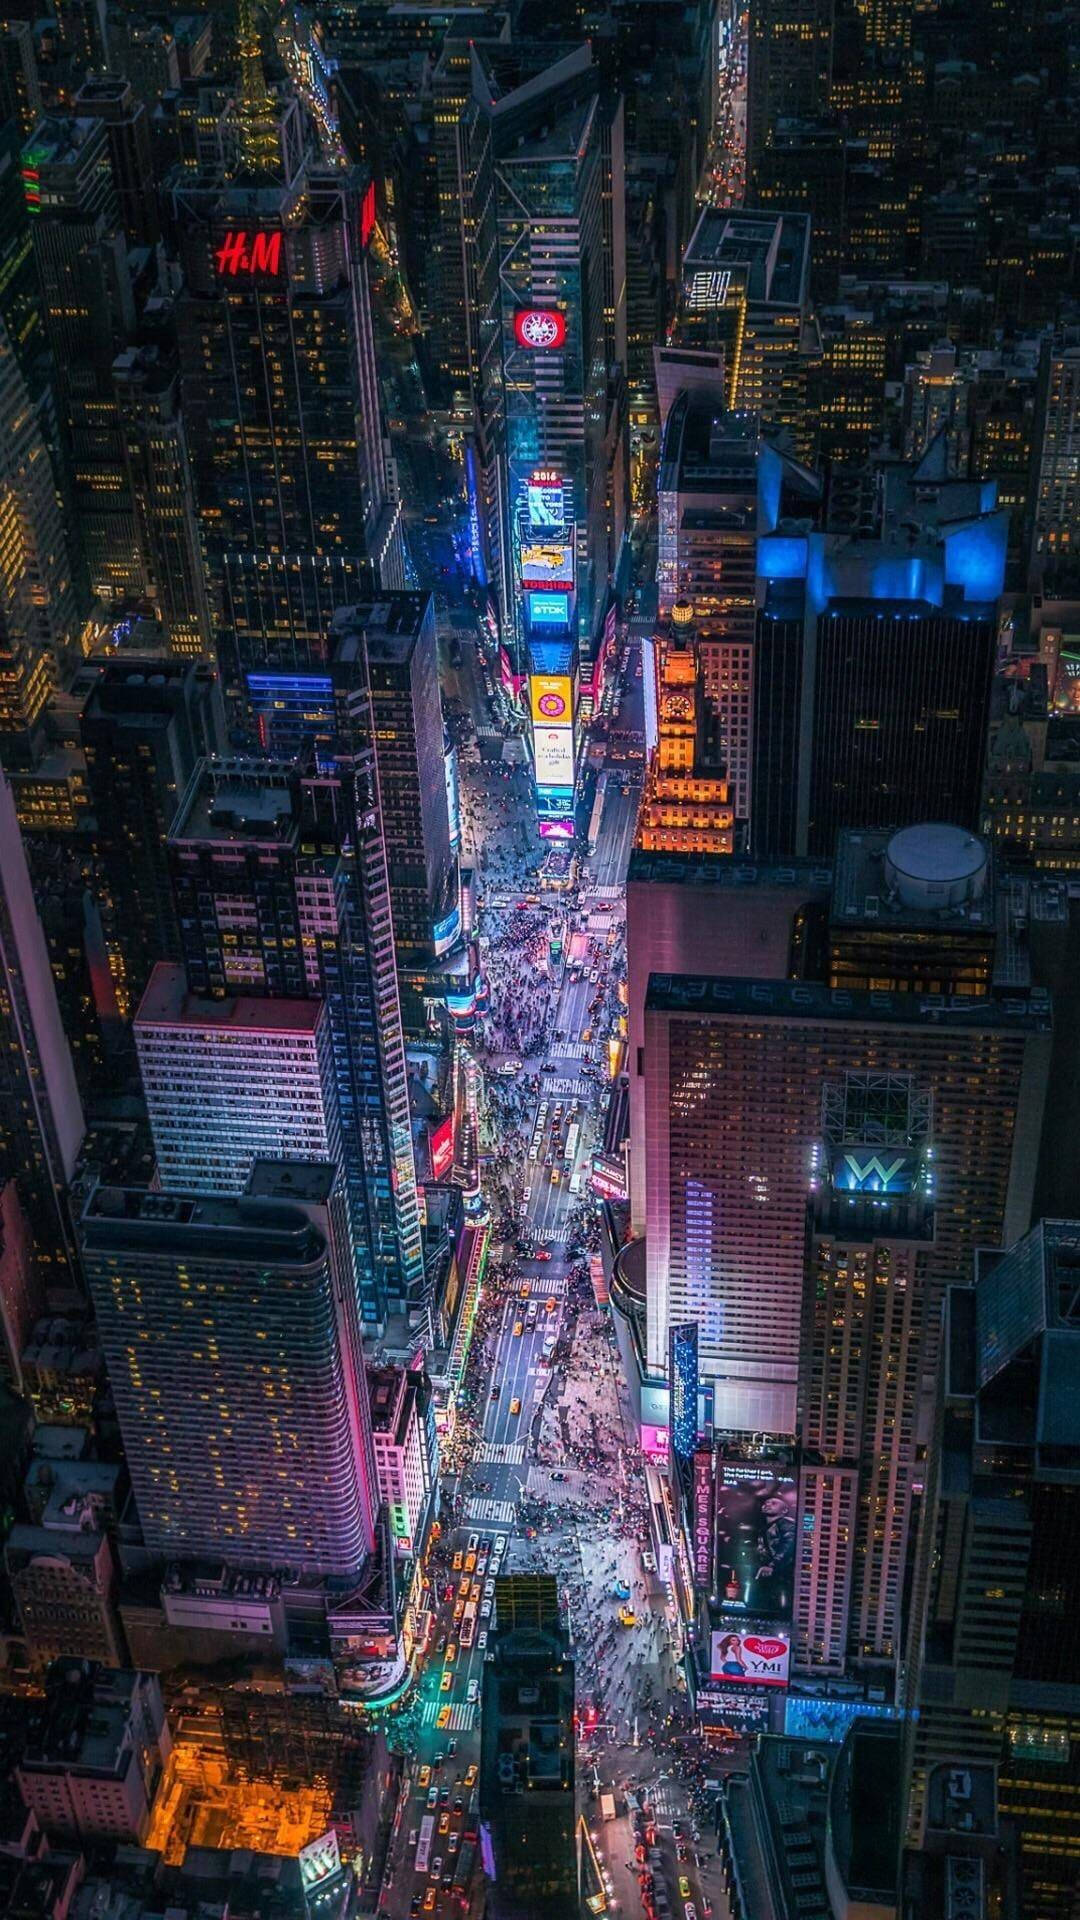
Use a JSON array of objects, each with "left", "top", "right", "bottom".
[
  {"left": 642, "top": 835, "right": 1051, "bottom": 1432},
  {"left": 902, "top": 1219, "right": 1080, "bottom": 1917},
  {"left": 22, "top": 115, "right": 141, "bottom": 605},
  {"left": 675, "top": 210, "right": 820, "bottom": 463},
  {"left": 112, "top": 344, "right": 212, "bottom": 658},
  {"left": 462, "top": 43, "right": 625, "bottom": 660},
  {"left": 0, "top": 769, "right": 84, "bottom": 1289},
  {"left": 134, "top": 962, "right": 342, "bottom": 1197},
  {"left": 80, "top": 657, "right": 226, "bottom": 1019},
  {"left": 81, "top": 1167, "right": 377, "bottom": 1579},
  {"left": 1030, "top": 334, "right": 1080, "bottom": 580},
  {"left": 480, "top": 1574, "right": 577, "bottom": 1920},
  {"left": 635, "top": 625, "right": 735, "bottom": 854},
  {"left": 168, "top": 756, "right": 423, "bottom": 1325},
  {"left": 0, "top": 314, "right": 76, "bottom": 672},
  {"left": 795, "top": 1067, "right": 936, "bottom": 1682},
  {"left": 172, "top": 160, "right": 404, "bottom": 676},
  {"left": 747, "top": 0, "right": 834, "bottom": 182},
  {"left": 72, "top": 75, "right": 158, "bottom": 247}
]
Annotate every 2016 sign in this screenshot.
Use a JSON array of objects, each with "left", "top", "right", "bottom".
[
  {"left": 514, "top": 308, "right": 566, "bottom": 350},
  {"left": 215, "top": 229, "right": 283, "bottom": 278}
]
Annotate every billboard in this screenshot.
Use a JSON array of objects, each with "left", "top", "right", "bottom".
[
  {"left": 528, "top": 470, "right": 565, "bottom": 530},
  {"left": 714, "top": 1468, "right": 796, "bottom": 1619},
  {"left": 539, "top": 816, "right": 575, "bottom": 841},
  {"left": 430, "top": 1115, "right": 454, "bottom": 1182},
  {"left": 530, "top": 675, "right": 573, "bottom": 726},
  {"left": 298, "top": 1831, "right": 342, "bottom": 1889},
  {"left": 696, "top": 1686, "right": 771, "bottom": 1736},
  {"left": 710, "top": 1628, "right": 790, "bottom": 1688},
  {"left": 527, "top": 590, "right": 572, "bottom": 629},
  {"left": 669, "top": 1322, "right": 699, "bottom": 1468},
  {"left": 693, "top": 1447, "right": 713, "bottom": 1588},
  {"left": 831, "top": 1148, "right": 919, "bottom": 1194},
  {"left": 521, "top": 543, "right": 574, "bottom": 586},
  {"left": 514, "top": 308, "right": 567, "bottom": 350},
  {"left": 534, "top": 727, "right": 575, "bottom": 787}
]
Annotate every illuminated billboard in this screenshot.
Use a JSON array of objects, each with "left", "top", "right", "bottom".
[
  {"left": 527, "top": 591, "right": 572, "bottom": 629},
  {"left": 534, "top": 727, "right": 575, "bottom": 787},
  {"left": 298, "top": 1830, "right": 342, "bottom": 1889},
  {"left": 528, "top": 471, "right": 565, "bottom": 530},
  {"left": 696, "top": 1686, "right": 771, "bottom": 1735},
  {"left": 714, "top": 1468, "right": 796, "bottom": 1619},
  {"left": 530, "top": 675, "right": 573, "bottom": 726},
  {"left": 520, "top": 543, "right": 574, "bottom": 586},
  {"left": 513, "top": 308, "right": 566, "bottom": 350},
  {"left": 214, "top": 229, "right": 284, "bottom": 278},
  {"left": 539, "top": 816, "right": 575, "bottom": 841},
  {"left": 710, "top": 1628, "right": 790, "bottom": 1688},
  {"left": 831, "top": 1148, "right": 918, "bottom": 1194},
  {"left": 430, "top": 1115, "right": 454, "bottom": 1182}
]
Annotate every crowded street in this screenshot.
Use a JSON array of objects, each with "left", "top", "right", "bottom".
[{"left": 379, "top": 622, "right": 731, "bottom": 1920}]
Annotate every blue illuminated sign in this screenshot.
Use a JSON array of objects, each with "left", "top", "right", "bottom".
[
  {"left": 528, "top": 591, "right": 571, "bottom": 628},
  {"left": 669, "top": 1322, "right": 698, "bottom": 1466}
]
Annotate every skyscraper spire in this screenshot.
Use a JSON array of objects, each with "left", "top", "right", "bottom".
[{"left": 235, "top": 0, "right": 279, "bottom": 177}]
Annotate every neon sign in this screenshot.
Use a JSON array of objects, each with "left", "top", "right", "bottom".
[
  {"left": 835, "top": 1150, "right": 915, "bottom": 1193},
  {"left": 514, "top": 308, "right": 566, "bottom": 350},
  {"left": 214, "top": 229, "right": 284, "bottom": 278}
]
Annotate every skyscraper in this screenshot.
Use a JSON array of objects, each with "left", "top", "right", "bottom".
[
  {"left": 642, "top": 902, "right": 1051, "bottom": 1433},
  {"left": 80, "top": 657, "right": 226, "bottom": 1020},
  {"left": 902, "top": 1219, "right": 1080, "bottom": 1917},
  {"left": 168, "top": 756, "right": 423, "bottom": 1326},
  {"left": 0, "top": 768, "right": 84, "bottom": 1288},
  {"left": 0, "top": 312, "right": 76, "bottom": 671},
  {"left": 134, "top": 962, "right": 342, "bottom": 1199},
  {"left": 746, "top": 0, "right": 834, "bottom": 184},
  {"left": 112, "top": 344, "right": 212, "bottom": 659},
  {"left": 635, "top": 625, "right": 735, "bottom": 854},
  {"left": 80, "top": 1164, "right": 377, "bottom": 1579}
]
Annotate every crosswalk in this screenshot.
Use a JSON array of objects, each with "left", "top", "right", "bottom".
[
  {"left": 465, "top": 1496, "right": 517, "bottom": 1524},
  {"left": 477, "top": 1441, "right": 526, "bottom": 1464},
  {"left": 541, "top": 1074, "right": 592, "bottom": 1098},
  {"left": 531, "top": 1223, "right": 564, "bottom": 1245},
  {"left": 533, "top": 1272, "right": 568, "bottom": 1295},
  {"left": 582, "top": 884, "right": 622, "bottom": 901},
  {"left": 420, "top": 1700, "right": 478, "bottom": 1730},
  {"left": 547, "top": 1040, "right": 583, "bottom": 1060}
]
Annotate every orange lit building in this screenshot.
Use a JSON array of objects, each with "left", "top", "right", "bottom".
[{"left": 636, "top": 622, "right": 735, "bottom": 854}]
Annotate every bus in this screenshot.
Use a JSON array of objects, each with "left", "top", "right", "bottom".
[
  {"left": 454, "top": 1838, "right": 477, "bottom": 1903},
  {"left": 460, "top": 1600, "right": 478, "bottom": 1649},
  {"left": 416, "top": 1814, "right": 435, "bottom": 1877},
  {"left": 564, "top": 1121, "right": 580, "bottom": 1168}
]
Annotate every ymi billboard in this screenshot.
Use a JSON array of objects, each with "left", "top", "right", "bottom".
[{"left": 710, "top": 1628, "right": 790, "bottom": 1689}]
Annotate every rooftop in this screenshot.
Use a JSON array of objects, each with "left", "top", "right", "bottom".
[
  {"left": 331, "top": 595, "right": 432, "bottom": 668},
  {"left": 169, "top": 761, "right": 300, "bottom": 848},
  {"left": 136, "top": 962, "right": 323, "bottom": 1034},
  {"left": 682, "top": 208, "right": 811, "bottom": 310},
  {"left": 628, "top": 850, "right": 833, "bottom": 891},
  {"left": 644, "top": 972, "right": 1052, "bottom": 1030}
]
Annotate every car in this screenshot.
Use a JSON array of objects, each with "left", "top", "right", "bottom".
[
  {"left": 449, "top": 1832, "right": 460, "bottom": 1855},
  {"left": 643, "top": 1551, "right": 657, "bottom": 1573},
  {"left": 454, "top": 1797, "right": 465, "bottom": 1814},
  {"left": 440, "top": 1787, "right": 450, "bottom": 1804},
  {"left": 618, "top": 1606, "right": 636, "bottom": 1627},
  {"left": 441, "top": 1671, "right": 452, "bottom": 1692},
  {"left": 582, "top": 1027, "right": 592, "bottom": 1043},
  {"left": 519, "top": 1280, "right": 531, "bottom": 1297},
  {"left": 612, "top": 1581, "right": 631, "bottom": 1601},
  {"left": 497, "top": 1058, "right": 522, "bottom": 1075},
  {"left": 452, "top": 1550, "right": 463, "bottom": 1571},
  {"left": 510, "top": 1397, "right": 521, "bottom": 1415},
  {"left": 423, "top": 1891, "right": 435, "bottom": 1913},
  {"left": 464, "top": 1551, "right": 476, "bottom": 1572},
  {"left": 411, "top": 1895, "right": 422, "bottom": 1915},
  {"left": 490, "top": 1383, "right": 501, "bottom": 1400},
  {"left": 676, "top": 1843, "right": 689, "bottom": 1861},
  {"left": 536, "top": 1248, "right": 552, "bottom": 1261},
  {"left": 427, "top": 1785, "right": 439, "bottom": 1808},
  {"left": 480, "top": 1600, "right": 492, "bottom": 1619},
  {"left": 702, "top": 1902, "right": 713, "bottom": 1917},
  {"left": 679, "top": 1878, "right": 691, "bottom": 1900},
  {"left": 467, "top": 1534, "right": 479, "bottom": 1552},
  {"left": 446, "top": 1642, "right": 457, "bottom": 1662},
  {"left": 439, "top": 1812, "right": 450, "bottom": 1834},
  {"left": 477, "top": 1631, "right": 487, "bottom": 1651},
  {"left": 437, "top": 1706, "right": 451, "bottom": 1729},
  {"left": 684, "top": 1906, "right": 696, "bottom": 1920},
  {"left": 433, "top": 1751, "right": 445, "bottom": 1769},
  {"left": 418, "top": 1765, "right": 431, "bottom": 1789},
  {"left": 546, "top": 1296, "right": 557, "bottom": 1310},
  {"left": 432, "top": 1858, "right": 442, "bottom": 1879},
  {"left": 550, "top": 1168, "right": 560, "bottom": 1184},
  {"left": 453, "top": 1598, "right": 464, "bottom": 1621},
  {"left": 513, "top": 1320, "right": 523, "bottom": 1337},
  {"left": 465, "top": 1764, "right": 478, "bottom": 1787},
  {"left": 466, "top": 1679, "right": 479, "bottom": 1703},
  {"left": 522, "top": 1186, "right": 531, "bottom": 1204}
]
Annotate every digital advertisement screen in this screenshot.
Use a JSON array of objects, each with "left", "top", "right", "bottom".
[
  {"left": 527, "top": 478, "right": 565, "bottom": 530},
  {"left": 513, "top": 307, "right": 566, "bottom": 350},
  {"left": 530, "top": 675, "right": 573, "bottom": 726},
  {"left": 714, "top": 1469, "right": 796, "bottom": 1619},
  {"left": 528, "top": 591, "right": 572, "bottom": 628},
  {"left": 709, "top": 1628, "right": 790, "bottom": 1688},
  {"left": 430, "top": 1115, "right": 454, "bottom": 1181},
  {"left": 697, "top": 1686, "right": 772, "bottom": 1735},
  {"left": 520, "top": 543, "right": 574, "bottom": 586},
  {"left": 533, "top": 726, "right": 575, "bottom": 786},
  {"left": 539, "top": 816, "right": 575, "bottom": 841}
]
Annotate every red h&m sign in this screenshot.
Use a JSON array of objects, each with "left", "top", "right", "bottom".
[{"left": 214, "top": 230, "right": 284, "bottom": 278}]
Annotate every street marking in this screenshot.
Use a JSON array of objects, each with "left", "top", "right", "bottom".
[
  {"left": 531, "top": 1224, "right": 563, "bottom": 1245},
  {"left": 548, "top": 1041, "right": 583, "bottom": 1060},
  {"left": 477, "top": 1442, "right": 526, "bottom": 1464},
  {"left": 465, "top": 1496, "right": 516, "bottom": 1524},
  {"left": 420, "top": 1700, "right": 478, "bottom": 1730},
  {"left": 541, "top": 1074, "right": 591, "bottom": 1098}
]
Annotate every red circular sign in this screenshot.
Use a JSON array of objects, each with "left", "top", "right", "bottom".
[{"left": 514, "top": 308, "right": 567, "bottom": 350}]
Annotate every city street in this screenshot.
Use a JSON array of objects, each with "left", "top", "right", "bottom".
[{"left": 381, "top": 616, "right": 730, "bottom": 1920}]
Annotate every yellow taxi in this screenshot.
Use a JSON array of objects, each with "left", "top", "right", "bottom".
[
  {"left": 513, "top": 1320, "right": 523, "bottom": 1336},
  {"left": 424, "top": 1890, "right": 436, "bottom": 1912},
  {"left": 453, "top": 1597, "right": 464, "bottom": 1622},
  {"left": 618, "top": 1606, "right": 637, "bottom": 1628},
  {"left": 418, "top": 1765, "right": 431, "bottom": 1789},
  {"left": 446, "top": 1641, "right": 457, "bottom": 1662},
  {"left": 452, "top": 1550, "right": 463, "bottom": 1571},
  {"left": 437, "top": 1706, "right": 451, "bottom": 1730},
  {"left": 464, "top": 1551, "right": 476, "bottom": 1573},
  {"left": 519, "top": 1281, "right": 531, "bottom": 1297},
  {"left": 465, "top": 1763, "right": 478, "bottom": 1788},
  {"left": 679, "top": 1877, "right": 692, "bottom": 1899},
  {"left": 440, "top": 1670, "right": 452, "bottom": 1692},
  {"left": 510, "top": 1397, "right": 521, "bottom": 1416},
  {"left": 439, "top": 1812, "right": 450, "bottom": 1835}
]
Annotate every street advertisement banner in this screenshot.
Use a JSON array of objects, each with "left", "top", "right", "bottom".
[
  {"left": 530, "top": 674, "right": 573, "bottom": 726},
  {"left": 710, "top": 1627, "right": 790, "bottom": 1688},
  {"left": 520, "top": 542, "right": 574, "bottom": 586},
  {"left": 527, "top": 470, "right": 565, "bottom": 529},
  {"left": 533, "top": 727, "right": 575, "bottom": 786},
  {"left": 714, "top": 1467, "right": 797, "bottom": 1619}
]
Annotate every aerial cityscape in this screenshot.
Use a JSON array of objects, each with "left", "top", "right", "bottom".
[{"left": 0, "top": 0, "right": 1074, "bottom": 1916}]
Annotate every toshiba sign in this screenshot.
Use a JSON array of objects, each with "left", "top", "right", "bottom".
[{"left": 513, "top": 308, "right": 566, "bottom": 350}]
